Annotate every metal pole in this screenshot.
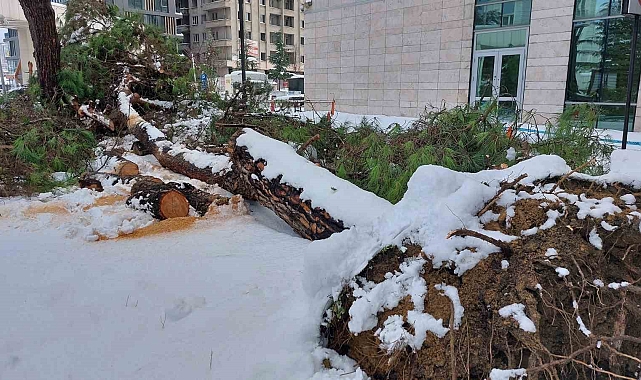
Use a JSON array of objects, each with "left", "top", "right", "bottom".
[
  {"left": 623, "top": 14, "right": 639, "bottom": 149},
  {"left": 0, "top": 58, "right": 6, "bottom": 96},
  {"left": 238, "top": 0, "right": 247, "bottom": 85}
]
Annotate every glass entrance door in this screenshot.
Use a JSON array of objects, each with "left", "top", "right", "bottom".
[{"left": 471, "top": 48, "right": 526, "bottom": 119}]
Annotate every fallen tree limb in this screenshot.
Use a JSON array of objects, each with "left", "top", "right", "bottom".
[
  {"left": 476, "top": 173, "right": 528, "bottom": 217},
  {"left": 447, "top": 228, "right": 512, "bottom": 254},
  {"left": 113, "top": 68, "right": 372, "bottom": 240}
]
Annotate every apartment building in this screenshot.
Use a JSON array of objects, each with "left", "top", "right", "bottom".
[
  {"left": 181, "top": 0, "right": 305, "bottom": 77},
  {"left": 304, "top": 0, "right": 641, "bottom": 131},
  {"left": 0, "top": 0, "right": 67, "bottom": 86},
  {"left": 106, "top": 0, "right": 182, "bottom": 35}
]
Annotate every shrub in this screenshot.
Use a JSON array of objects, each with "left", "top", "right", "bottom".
[{"left": 12, "top": 121, "right": 96, "bottom": 191}]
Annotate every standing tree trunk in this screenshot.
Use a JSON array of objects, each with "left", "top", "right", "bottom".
[{"left": 18, "top": 0, "right": 61, "bottom": 100}]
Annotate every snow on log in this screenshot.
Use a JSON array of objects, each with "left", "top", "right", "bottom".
[
  {"left": 116, "top": 80, "right": 231, "bottom": 185},
  {"left": 78, "top": 104, "right": 114, "bottom": 131},
  {"left": 234, "top": 128, "right": 393, "bottom": 227}
]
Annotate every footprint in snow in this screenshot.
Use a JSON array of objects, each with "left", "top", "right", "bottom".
[{"left": 164, "top": 297, "right": 206, "bottom": 322}]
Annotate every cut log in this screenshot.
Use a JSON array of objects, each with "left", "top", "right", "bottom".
[
  {"left": 113, "top": 157, "right": 140, "bottom": 176},
  {"left": 167, "top": 182, "right": 230, "bottom": 216},
  {"left": 127, "top": 185, "right": 190, "bottom": 220},
  {"left": 79, "top": 178, "right": 104, "bottom": 192},
  {"left": 131, "top": 177, "right": 229, "bottom": 216}
]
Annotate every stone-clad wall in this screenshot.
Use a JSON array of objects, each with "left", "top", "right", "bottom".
[{"left": 304, "top": 0, "right": 475, "bottom": 117}]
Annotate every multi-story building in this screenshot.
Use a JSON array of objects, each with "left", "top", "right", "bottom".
[
  {"left": 106, "top": 0, "right": 182, "bottom": 36},
  {"left": 304, "top": 0, "right": 641, "bottom": 131},
  {"left": 0, "top": 0, "right": 67, "bottom": 86},
  {"left": 183, "top": 0, "right": 305, "bottom": 77}
]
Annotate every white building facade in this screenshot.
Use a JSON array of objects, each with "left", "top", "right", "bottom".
[{"left": 304, "top": 0, "right": 641, "bottom": 131}]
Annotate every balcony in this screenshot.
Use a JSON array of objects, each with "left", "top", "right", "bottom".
[
  {"left": 206, "top": 18, "right": 233, "bottom": 27},
  {"left": 202, "top": 0, "right": 232, "bottom": 10},
  {"left": 209, "top": 39, "right": 234, "bottom": 47}
]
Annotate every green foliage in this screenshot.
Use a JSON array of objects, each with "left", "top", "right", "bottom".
[
  {"left": 268, "top": 33, "right": 292, "bottom": 87},
  {"left": 12, "top": 121, "right": 96, "bottom": 191},
  {"left": 235, "top": 100, "right": 613, "bottom": 204},
  {"left": 530, "top": 104, "right": 613, "bottom": 175},
  {"left": 59, "top": 1, "right": 189, "bottom": 102}
]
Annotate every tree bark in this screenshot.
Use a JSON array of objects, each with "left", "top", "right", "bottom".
[
  {"left": 18, "top": 0, "right": 61, "bottom": 100},
  {"left": 127, "top": 184, "right": 190, "bottom": 220}
]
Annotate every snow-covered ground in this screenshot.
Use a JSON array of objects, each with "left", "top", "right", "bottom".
[
  {"left": 0, "top": 139, "right": 365, "bottom": 379},
  {"left": 0, "top": 213, "right": 314, "bottom": 379}
]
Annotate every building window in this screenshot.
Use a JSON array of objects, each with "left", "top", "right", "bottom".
[
  {"left": 193, "top": 33, "right": 200, "bottom": 42},
  {"left": 192, "top": 15, "right": 198, "bottom": 25},
  {"left": 474, "top": 0, "right": 532, "bottom": 30},
  {"left": 301, "top": 55, "right": 304, "bottom": 63},
  {"left": 246, "top": 31, "right": 252, "bottom": 39},
  {"left": 154, "top": 0, "right": 169, "bottom": 12},
  {"left": 246, "top": 12, "right": 251, "bottom": 21},
  {"left": 261, "top": 32, "right": 266, "bottom": 41},
  {"left": 269, "top": 14, "right": 281, "bottom": 26},
  {"left": 300, "top": 36, "right": 304, "bottom": 45},
  {"left": 261, "top": 52, "right": 266, "bottom": 61},
  {"left": 144, "top": 14, "right": 163, "bottom": 27},
  {"left": 260, "top": 14, "right": 266, "bottom": 23},
  {"left": 301, "top": 20, "right": 304, "bottom": 28},
  {"left": 566, "top": 0, "right": 641, "bottom": 130},
  {"left": 203, "top": 32, "right": 208, "bottom": 41},
  {"left": 284, "top": 0, "right": 293, "bottom": 10},
  {"left": 269, "top": 0, "right": 281, "bottom": 8},
  {"left": 270, "top": 32, "right": 280, "bottom": 43},
  {"left": 284, "top": 16, "right": 294, "bottom": 27},
  {"left": 191, "top": 0, "right": 197, "bottom": 7},
  {"left": 261, "top": 0, "right": 266, "bottom": 5},
  {"left": 128, "top": 0, "right": 143, "bottom": 9},
  {"left": 284, "top": 33, "right": 294, "bottom": 45}
]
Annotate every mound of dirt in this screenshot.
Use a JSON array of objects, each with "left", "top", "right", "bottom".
[{"left": 322, "top": 178, "right": 641, "bottom": 380}]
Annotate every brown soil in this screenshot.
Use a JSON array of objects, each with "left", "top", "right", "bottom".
[{"left": 324, "top": 179, "right": 641, "bottom": 380}]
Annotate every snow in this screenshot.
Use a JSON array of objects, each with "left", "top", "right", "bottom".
[
  {"left": 237, "top": 128, "right": 393, "bottom": 227},
  {"left": 434, "top": 283, "right": 464, "bottom": 329},
  {"left": 556, "top": 267, "right": 570, "bottom": 278},
  {"left": 545, "top": 248, "right": 559, "bottom": 259},
  {"left": 489, "top": 368, "right": 527, "bottom": 380},
  {"left": 608, "top": 282, "right": 630, "bottom": 289},
  {"left": 589, "top": 228, "right": 603, "bottom": 250},
  {"left": 601, "top": 221, "right": 618, "bottom": 231},
  {"left": 167, "top": 144, "right": 231, "bottom": 174},
  {"left": 506, "top": 147, "right": 517, "bottom": 161},
  {"left": 576, "top": 315, "right": 592, "bottom": 337},
  {"left": 348, "top": 258, "right": 426, "bottom": 334},
  {"left": 621, "top": 194, "right": 636, "bottom": 204},
  {"left": 593, "top": 279, "right": 605, "bottom": 287},
  {"left": 498, "top": 303, "right": 536, "bottom": 333},
  {"left": 501, "top": 260, "right": 510, "bottom": 269},
  {"left": 0, "top": 213, "right": 330, "bottom": 380}
]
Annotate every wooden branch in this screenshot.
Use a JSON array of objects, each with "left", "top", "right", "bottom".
[
  {"left": 447, "top": 228, "right": 512, "bottom": 253},
  {"left": 297, "top": 134, "right": 320, "bottom": 155},
  {"left": 476, "top": 173, "right": 528, "bottom": 217},
  {"left": 550, "top": 159, "right": 596, "bottom": 193}
]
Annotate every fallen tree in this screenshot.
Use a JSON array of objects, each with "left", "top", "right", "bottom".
[{"left": 108, "top": 68, "right": 391, "bottom": 239}]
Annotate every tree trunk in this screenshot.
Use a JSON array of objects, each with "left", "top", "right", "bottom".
[
  {"left": 18, "top": 0, "right": 61, "bottom": 100},
  {"left": 115, "top": 69, "right": 347, "bottom": 240},
  {"left": 127, "top": 183, "right": 190, "bottom": 220}
]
